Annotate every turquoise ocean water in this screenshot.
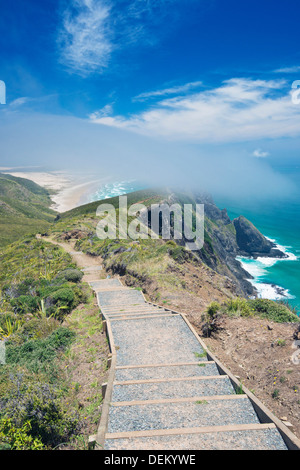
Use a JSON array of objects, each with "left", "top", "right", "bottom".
[
  {"left": 215, "top": 166, "right": 300, "bottom": 312},
  {"left": 88, "top": 180, "right": 146, "bottom": 202},
  {"left": 88, "top": 173, "right": 300, "bottom": 312}
]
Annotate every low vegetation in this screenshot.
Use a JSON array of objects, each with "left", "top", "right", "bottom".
[
  {"left": 0, "top": 236, "right": 108, "bottom": 449},
  {"left": 202, "top": 297, "right": 299, "bottom": 337}
]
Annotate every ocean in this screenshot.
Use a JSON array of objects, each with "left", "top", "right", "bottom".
[
  {"left": 215, "top": 166, "right": 300, "bottom": 312},
  {"left": 88, "top": 180, "right": 146, "bottom": 202},
  {"left": 87, "top": 173, "right": 300, "bottom": 312}
]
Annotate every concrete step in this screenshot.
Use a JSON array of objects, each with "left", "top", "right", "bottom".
[
  {"left": 89, "top": 279, "right": 122, "bottom": 289},
  {"left": 106, "top": 396, "right": 261, "bottom": 434},
  {"left": 104, "top": 310, "right": 174, "bottom": 320},
  {"left": 97, "top": 290, "right": 145, "bottom": 307},
  {"left": 108, "top": 314, "right": 180, "bottom": 322},
  {"left": 110, "top": 315, "right": 208, "bottom": 367},
  {"left": 104, "top": 423, "right": 288, "bottom": 450},
  {"left": 82, "top": 266, "right": 102, "bottom": 272},
  {"left": 112, "top": 375, "right": 235, "bottom": 402},
  {"left": 111, "top": 375, "right": 236, "bottom": 402},
  {"left": 94, "top": 287, "right": 129, "bottom": 292},
  {"left": 102, "top": 305, "right": 163, "bottom": 313},
  {"left": 115, "top": 362, "right": 220, "bottom": 381}
]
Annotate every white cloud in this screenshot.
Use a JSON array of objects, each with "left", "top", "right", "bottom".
[
  {"left": 58, "top": 0, "right": 198, "bottom": 75},
  {"left": 9, "top": 97, "right": 30, "bottom": 107},
  {"left": 90, "top": 78, "right": 300, "bottom": 143},
  {"left": 89, "top": 103, "right": 113, "bottom": 120},
  {"left": 58, "top": 0, "right": 113, "bottom": 75},
  {"left": 253, "top": 148, "right": 269, "bottom": 158},
  {"left": 133, "top": 81, "right": 203, "bottom": 101},
  {"left": 274, "top": 65, "right": 300, "bottom": 74}
]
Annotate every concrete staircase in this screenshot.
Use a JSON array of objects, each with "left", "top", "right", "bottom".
[{"left": 87, "top": 277, "right": 300, "bottom": 451}]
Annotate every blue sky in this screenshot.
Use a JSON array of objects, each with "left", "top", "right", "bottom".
[{"left": 1, "top": 0, "right": 300, "bottom": 199}]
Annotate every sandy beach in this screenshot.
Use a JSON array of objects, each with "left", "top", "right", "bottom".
[{"left": 2, "top": 170, "right": 103, "bottom": 213}]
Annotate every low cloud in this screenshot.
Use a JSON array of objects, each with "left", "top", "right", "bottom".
[{"left": 0, "top": 110, "right": 297, "bottom": 203}]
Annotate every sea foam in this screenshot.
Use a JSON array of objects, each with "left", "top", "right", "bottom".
[{"left": 237, "top": 237, "right": 298, "bottom": 300}]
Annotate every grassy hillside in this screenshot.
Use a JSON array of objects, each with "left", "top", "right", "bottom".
[
  {"left": 0, "top": 235, "right": 109, "bottom": 449},
  {"left": 0, "top": 173, "right": 56, "bottom": 246}
]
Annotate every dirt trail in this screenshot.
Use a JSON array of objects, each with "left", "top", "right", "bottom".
[{"left": 36, "top": 235, "right": 104, "bottom": 282}]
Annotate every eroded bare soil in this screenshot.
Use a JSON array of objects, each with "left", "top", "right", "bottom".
[{"left": 191, "top": 315, "right": 300, "bottom": 439}]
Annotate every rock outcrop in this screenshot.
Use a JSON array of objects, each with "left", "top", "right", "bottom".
[{"left": 233, "top": 216, "right": 287, "bottom": 259}]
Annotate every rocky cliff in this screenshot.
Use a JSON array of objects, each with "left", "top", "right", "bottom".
[{"left": 169, "top": 192, "right": 286, "bottom": 297}]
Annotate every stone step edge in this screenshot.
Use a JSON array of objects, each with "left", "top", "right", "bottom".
[
  {"left": 113, "top": 374, "right": 228, "bottom": 386},
  {"left": 108, "top": 314, "right": 180, "bottom": 322},
  {"left": 104, "top": 423, "right": 276, "bottom": 441},
  {"left": 82, "top": 266, "right": 102, "bottom": 271},
  {"left": 104, "top": 312, "right": 173, "bottom": 319},
  {"left": 110, "top": 394, "right": 248, "bottom": 407},
  {"left": 102, "top": 308, "right": 170, "bottom": 317},
  {"left": 115, "top": 361, "right": 214, "bottom": 370},
  {"left": 99, "top": 304, "right": 146, "bottom": 309},
  {"left": 91, "top": 284, "right": 139, "bottom": 290},
  {"left": 101, "top": 306, "right": 162, "bottom": 313},
  {"left": 94, "top": 287, "right": 129, "bottom": 292}
]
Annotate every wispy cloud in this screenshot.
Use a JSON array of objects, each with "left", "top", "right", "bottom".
[
  {"left": 274, "top": 65, "right": 300, "bottom": 74},
  {"left": 58, "top": 0, "right": 113, "bottom": 76},
  {"left": 9, "top": 97, "right": 30, "bottom": 108},
  {"left": 132, "top": 81, "right": 203, "bottom": 102},
  {"left": 89, "top": 103, "right": 114, "bottom": 120},
  {"left": 253, "top": 148, "right": 269, "bottom": 158},
  {"left": 90, "top": 78, "right": 300, "bottom": 143},
  {"left": 58, "top": 0, "right": 197, "bottom": 76}
]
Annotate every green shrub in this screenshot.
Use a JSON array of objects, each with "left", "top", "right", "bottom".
[
  {"left": 201, "top": 301, "right": 223, "bottom": 337},
  {"left": 248, "top": 299, "right": 299, "bottom": 323},
  {"left": 225, "top": 298, "right": 253, "bottom": 317},
  {"left": 206, "top": 301, "right": 221, "bottom": 317},
  {"left": 50, "top": 287, "right": 75, "bottom": 306},
  {"left": 10, "top": 295, "right": 40, "bottom": 314},
  {"left": 0, "top": 315, "right": 23, "bottom": 340},
  {"left": 55, "top": 269, "right": 83, "bottom": 284},
  {"left": 9, "top": 318, "right": 59, "bottom": 345},
  {"left": 0, "top": 380, "right": 81, "bottom": 448},
  {"left": 5, "top": 327, "right": 75, "bottom": 373},
  {"left": 16, "top": 278, "right": 36, "bottom": 295},
  {"left": 169, "top": 246, "right": 188, "bottom": 263},
  {"left": 0, "top": 418, "right": 44, "bottom": 450}
]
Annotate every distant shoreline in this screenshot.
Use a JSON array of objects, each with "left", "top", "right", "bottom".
[{"left": 1, "top": 170, "right": 104, "bottom": 213}]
